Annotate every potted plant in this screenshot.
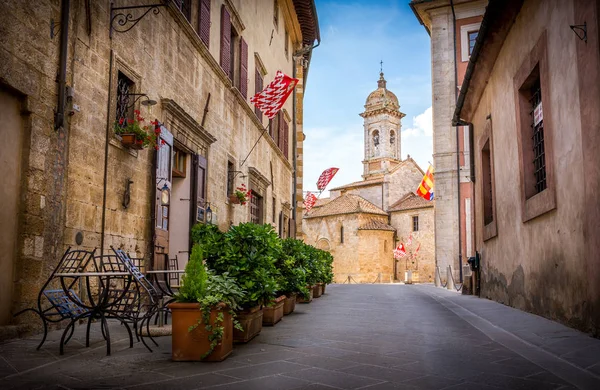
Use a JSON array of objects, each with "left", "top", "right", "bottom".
[
  {"left": 262, "top": 295, "right": 286, "bottom": 326},
  {"left": 114, "top": 110, "right": 159, "bottom": 150},
  {"left": 229, "top": 183, "right": 251, "bottom": 205},
  {"left": 168, "top": 244, "right": 244, "bottom": 362},
  {"left": 204, "top": 223, "right": 279, "bottom": 343},
  {"left": 280, "top": 239, "right": 310, "bottom": 314}
]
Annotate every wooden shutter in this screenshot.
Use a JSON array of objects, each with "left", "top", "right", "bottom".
[
  {"left": 198, "top": 0, "right": 210, "bottom": 47},
  {"left": 220, "top": 5, "right": 231, "bottom": 78},
  {"left": 154, "top": 124, "right": 173, "bottom": 269},
  {"left": 255, "top": 69, "right": 263, "bottom": 121},
  {"left": 278, "top": 112, "right": 285, "bottom": 151},
  {"left": 239, "top": 37, "right": 248, "bottom": 98},
  {"left": 283, "top": 119, "right": 289, "bottom": 160},
  {"left": 193, "top": 154, "right": 208, "bottom": 224}
]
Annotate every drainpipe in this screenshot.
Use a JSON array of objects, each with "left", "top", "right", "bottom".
[
  {"left": 450, "top": 0, "right": 463, "bottom": 283},
  {"left": 292, "top": 55, "right": 298, "bottom": 238},
  {"left": 54, "top": 0, "right": 70, "bottom": 130},
  {"left": 100, "top": 49, "right": 114, "bottom": 255}
]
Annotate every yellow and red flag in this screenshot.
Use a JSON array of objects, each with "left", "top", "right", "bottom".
[{"left": 416, "top": 164, "right": 434, "bottom": 201}]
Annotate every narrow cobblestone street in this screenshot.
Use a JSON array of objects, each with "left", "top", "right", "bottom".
[{"left": 2, "top": 284, "right": 600, "bottom": 390}]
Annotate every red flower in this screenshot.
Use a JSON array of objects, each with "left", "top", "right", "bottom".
[
  {"left": 119, "top": 117, "right": 124, "bottom": 125},
  {"left": 127, "top": 119, "right": 134, "bottom": 124},
  {"left": 134, "top": 109, "right": 140, "bottom": 115},
  {"left": 161, "top": 139, "right": 166, "bottom": 145}
]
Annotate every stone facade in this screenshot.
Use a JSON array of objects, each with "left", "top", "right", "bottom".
[
  {"left": 454, "top": 0, "right": 600, "bottom": 335},
  {"left": 303, "top": 74, "right": 435, "bottom": 284},
  {"left": 411, "top": 0, "right": 485, "bottom": 283},
  {"left": 0, "top": 0, "right": 318, "bottom": 338}
]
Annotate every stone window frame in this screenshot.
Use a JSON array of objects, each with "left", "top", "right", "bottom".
[
  {"left": 109, "top": 58, "right": 143, "bottom": 157},
  {"left": 513, "top": 30, "right": 556, "bottom": 223},
  {"left": 248, "top": 166, "right": 271, "bottom": 224},
  {"left": 478, "top": 117, "right": 497, "bottom": 241},
  {"left": 460, "top": 22, "right": 481, "bottom": 62}
]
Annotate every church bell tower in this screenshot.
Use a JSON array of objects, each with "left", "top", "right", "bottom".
[{"left": 360, "top": 71, "right": 406, "bottom": 180}]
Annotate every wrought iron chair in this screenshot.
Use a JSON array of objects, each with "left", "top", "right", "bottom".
[{"left": 13, "top": 247, "right": 96, "bottom": 350}]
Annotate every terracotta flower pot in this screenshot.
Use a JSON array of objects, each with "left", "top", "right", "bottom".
[
  {"left": 322, "top": 283, "right": 327, "bottom": 294},
  {"left": 229, "top": 194, "right": 240, "bottom": 204},
  {"left": 168, "top": 302, "right": 233, "bottom": 362},
  {"left": 283, "top": 293, "right": 296, "bottom": 315},
  {"left": 313, "top": 283, "right": 323, "bottom": 298},
  {"left": 233, "top": 306, "right": 263, "bottom": 343},
  {"left": 263, "top": 296, "right": 285, "bottom": 326},
  {"left": 297, "top": 288, "right": 313, "bottom": 303},
  {"left": 119, "top": 133, "right": 144, "bottom": 150}
]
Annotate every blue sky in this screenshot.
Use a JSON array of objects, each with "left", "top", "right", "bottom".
[{"left": 302, "top": 0, "right": 433, "bottom": 196}]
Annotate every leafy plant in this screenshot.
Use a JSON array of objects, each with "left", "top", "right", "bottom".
[
  {"left": 113, "top": 110, "right": 160, "bottom": 149},
  {"left": 205, "top": 223, "right": 280, "bottom": 309},
  {"left": 191, "top": 222, "right": 225, "bottom": 266},
  {"left": 175, "top": 244, "right": 245, "bottom": 359},
  {"left": 279, "top": 238, "right": 310, "bottom": 298}
]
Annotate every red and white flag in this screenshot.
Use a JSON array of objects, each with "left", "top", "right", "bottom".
[
  {"left": 250, "top": 71, "right": 299, "bottom": 119},
  {"left": 393, "top": 244, "right": 407, "bottom": 259},
  {"left": 316, "top": 167, "right": 339, "bottom": 190},
  {"left": 303, "top": 192, "right": 318, "bottom": 212},
  {"left": 407, "top": 234, "right": 413, "bottom": 246}
]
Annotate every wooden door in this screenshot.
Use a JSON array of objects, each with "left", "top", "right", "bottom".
[{"left": 153, "top": 124, "right": 173, "bottom": 270}]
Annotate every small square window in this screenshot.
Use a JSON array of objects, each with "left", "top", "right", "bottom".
[{"left": 173, "top": 149, "right": 187, "bottom": 178}]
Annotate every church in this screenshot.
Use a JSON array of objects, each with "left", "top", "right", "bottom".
[{"left": 303, "top": 72, "right": 435, "bottom": 283}]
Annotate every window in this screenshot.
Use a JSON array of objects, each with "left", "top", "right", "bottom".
[
  {"left": 460, "top": 22, "right": 481, "bottom": 61},
  {"left": 269, "top": 112, "right": 289, "bottom": 159},
  {"left": 220, "top": 5, "right": 232, "bottom": 79},
  {"left": 412, "top": 216, "right": 419, "bottom": 232},
  {"left": 176, "top": 0, "right": 192, "bottom": 22},
  {"left": 390, "top": 131, "right": 395, "bottom": 145},
  {"left": 468, "top": 31, "right": 478, "bottom": 55},
  {"left": 116, "top": 71, "right": 134, "bottom": 124},
  {"left": 285, "top": 28, "right": 289, "bottom": 58},
  {"left": 173, "top": 149, "right": 187, "bottom": 178},
  {"left": 229, "top": 27, "right": 239, "bottom": 85},
  {"left": 340, "top": 225, "right": 344, "bottom": 243},
  {"left": 514, "top": 31, "right": 555, "bottom": 222},
  {"left": 255, "top": 68, "right": 263, "bottom": 121},
  {"left": 198, "top": 0, "right": 210, "bottom": 47},
  {"left": 272, "top": 197, "right": 276, "bottom": 223},
  {"left": 273, "top": 0, "right": 279, "bottom": 29},
  {"left": 250, "top": 190, "right": 263, "bottom": 224},
  {"left": 479, "top": 118, "right": 497, "bottom": 241},
  {"left": 227, "top": 161, "right": 234, "bottom": 196}
]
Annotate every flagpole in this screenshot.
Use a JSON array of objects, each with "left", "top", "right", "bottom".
[{"left": 240, "top": 126, "right": 269, "bottom": 167}]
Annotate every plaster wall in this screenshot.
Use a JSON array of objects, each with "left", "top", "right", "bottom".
[
  {"left": 386, "top": 161, "right": 425, "bottom": 208},
  {"left": 470, "top": 0, "right": 599, "bottom": 333},
  {"left": 356, "top": 227, "right": 395, "bottom": 284}
]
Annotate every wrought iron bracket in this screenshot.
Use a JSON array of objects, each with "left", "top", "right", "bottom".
[
  {"left": 110, "top": 1, "right": 168, "bottom": 38},
  {"left": 570, "top": 22, "right": 587, "bottom": 43}
]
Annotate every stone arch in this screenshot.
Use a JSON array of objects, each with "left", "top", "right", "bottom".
[{"left": 316, "top": 237, "right": 331, "bottom": 251}]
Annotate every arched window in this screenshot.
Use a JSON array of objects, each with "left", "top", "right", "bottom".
[
  {"left": 390, "top": 131, "right": 395, "bottom": 145},
  {"left": 340, "top": 225, "right": 344, "bottom": 243},
  {"left": 372, "top": 130, "right": 380, "bottom": 147}
]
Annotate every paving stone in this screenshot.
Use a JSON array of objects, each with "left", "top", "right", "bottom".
[
  {"left": 338, "top": 364, "right": 424, "bottom": 384},
  {"left": 217, "top": 360, "right": 310, "bottom": 380},
  {"left": 286, "top": 354, "right": 363, "bottom": 371},
  {"left": 467, "top": 372, "right": 564, "bottom": 390},
  {"left": 205, "top": 373, "right": 312, "bottom": 389},
  {"left": 125, "top": 372, "right": 239, "bottom": 390},
  {"left": 283, "top": 367, "right": 385, "bottom": 389}
]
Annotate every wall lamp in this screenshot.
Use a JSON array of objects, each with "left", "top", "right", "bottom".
[
  {"left": 126, "top": 93, "right": 157, "bottom": 109},
  {"left": 160, "top": 183, "right": 170, "bottom": 206}
]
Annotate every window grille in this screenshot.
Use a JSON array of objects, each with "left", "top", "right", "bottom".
[
  {"left": 116, "top": 72, "right": 134, "bottom": 123},
  {"left": 530, "top": 81, "right": 546, "bottom": 194},
  {"left": 250, "top": 191, "right": 262, "bottom": 224}
]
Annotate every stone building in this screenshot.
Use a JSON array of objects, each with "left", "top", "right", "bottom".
[
  {"left": 453, "top": 0, "right": 600, "bottom": 335},
  {"left": 410, "top": 0, "right": 487, "bottom": 284},
  {"left": 303, "top": 73, "right": 434, "bottom": 283},
  {"left": 0, "top": 0, "right": 319, "bottom": 339}
]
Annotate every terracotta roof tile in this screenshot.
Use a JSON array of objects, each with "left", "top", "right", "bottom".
[
  {"left": 389, "top": 192, "right": 434, "bottom": 212},
  {"left": 358, "top": 219, "right": 396, "bottom": 231},
  {"left": 330, "top": 177, "right": 383, "bottom": 191},
  {"left": 304, "top": 194, "right": 387, "bottom": 218}
]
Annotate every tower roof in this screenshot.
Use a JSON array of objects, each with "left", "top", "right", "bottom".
[{"left": 363, "top": 72, "right": 400, "bottom": 114}]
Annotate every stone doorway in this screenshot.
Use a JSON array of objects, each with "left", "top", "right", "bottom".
[{"left": 0, "top": 87, "right": 24, "bottom": 325}]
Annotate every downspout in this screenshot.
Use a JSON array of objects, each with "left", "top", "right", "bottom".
[
  {"left": 100, "top": 49, "right": 114, "bottom": 255},
  {"left": 54, "top": 0, "right": 70, "bottom": 130},
  {"left": 450, "top": 0, "right": 463, "bottom": 283}
]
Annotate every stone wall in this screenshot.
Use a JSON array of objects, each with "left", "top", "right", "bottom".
[{"left": 390, "top": 207, "right": 435, "bottom": 283}]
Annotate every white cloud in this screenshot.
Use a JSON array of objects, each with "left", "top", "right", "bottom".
[{"left": 403, "top": 106, "right": 432, "bottom": 137}]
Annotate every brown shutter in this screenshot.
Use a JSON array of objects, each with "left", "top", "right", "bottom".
[
  {"left": 255, "top": 69, "right": 263, "bottom": 121},
  {"left": 283, "top": 119, "right": 289, "bottom": 160},
  {"left": 278, "top": 112, "right": 284, "bottom": 151},
  {"left": 199, "top": 0, "right": 210, "bottom": 47},
  {"left": 220, "top": 5, "right": 231, "bottom": 78},
  {"left": 239, "top": 37, "right": 248, "bottom": 98},
  {"left": 193, "top": 154, "right": 208, "bottom": 224}
]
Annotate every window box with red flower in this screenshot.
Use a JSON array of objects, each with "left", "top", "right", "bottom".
[
  {"left": 114, "top": 110, "right": 159, "bottom": 150},
  {"left": 230, "top": 184, "right": 251, "bottom": 205}
]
